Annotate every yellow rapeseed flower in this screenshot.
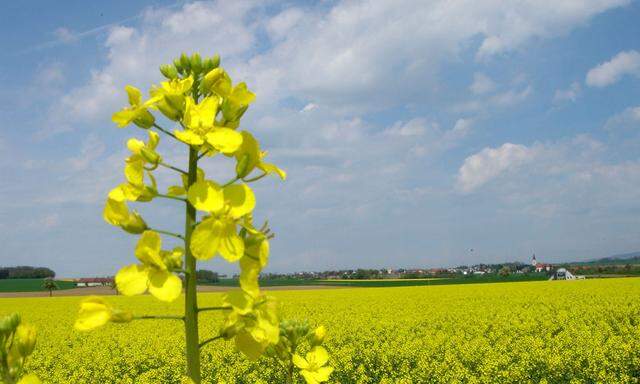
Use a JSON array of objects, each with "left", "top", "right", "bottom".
[
  {"left": 112, "top": 86, "right": 155, "bottom": 128},
  {"left": 74, "top": 296, "right": 133, "bottom": 331},
  {"left": 221, "top": 290, "right": 279, "bottom": 361},
  {"left": 293, "top": 346, "right": 333, "bottom": 384},
  {"left": 115, "top": 231, "right": 184, "bottom": 302},
  {"left": 187, "top": 182, "right": 255, "bottom": 261}
]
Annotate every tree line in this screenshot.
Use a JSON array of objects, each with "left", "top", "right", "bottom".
[{"left": 0, "top": 266, "right": 55, "bottom": 279}]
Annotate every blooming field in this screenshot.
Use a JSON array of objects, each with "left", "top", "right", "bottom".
[{"left": 2, "top": 278, "right": 640, "bottom": 383}]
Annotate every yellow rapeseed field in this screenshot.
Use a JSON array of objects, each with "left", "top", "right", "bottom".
[{"left": 2, "top": 278, "right": 640, "bottom": 383}]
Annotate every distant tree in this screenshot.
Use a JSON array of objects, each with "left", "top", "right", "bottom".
[
  {"left": 1, "top": 266, "right": 55, "bottom": 279},
  {"left": 499, "top": 266, "right": 511, "bottom": 277},
  {"left": 42, "top": 278, "right": 59, "bottom": 297},
  {"left": 195, "top": 269, "right": 219, "bottom": 283}
]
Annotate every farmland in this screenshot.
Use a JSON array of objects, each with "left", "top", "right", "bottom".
[
  {"left": 2, "top": 278, "right": 640, "bottom": 383},
  {"left": 0, "top": 278, "right": 75, "bottom": 292},
  {"left": 205, "top": 273, "right": 549, "bottom": 288}
]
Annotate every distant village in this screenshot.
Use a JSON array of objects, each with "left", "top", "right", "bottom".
[
  {"left": 51, "top": 253, "right": 640, "bottom": 286},
  {"left": 258, "top": 254, "right": 585, "bottom": 281},
  {"left": 6, "top": 252, "right": 640, "bottom": 288}
]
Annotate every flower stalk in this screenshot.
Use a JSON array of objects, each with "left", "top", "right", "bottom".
[
  {"left": 184, "top": 146, "right": 201, "bottom": 382},
  {"left": 73, "top": 52, "right": 332, "bottom": 384}
]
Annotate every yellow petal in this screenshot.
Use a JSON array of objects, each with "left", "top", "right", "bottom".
[
  {"left": 183, "top": 95, "right": 218, "bottom": 131},
  {"left": 301, "top": 371, "right": 321, "bottom": 384},
  {"left": 218, "top": 220, "right": 244, "bottom": 262},
  {"left": 125, "top": 85, "right": 142, "bottom": 106},
  {"left": 245, "top": 236, "right": 269, "bottom": 268},
  {"left": 120, "top": 210, "right": 147, "bottom": 234},
  {"left": 127, "top": 138, "right": 145, "bottom": 155},
  {"left": 124, "top": 157, "right": 145, "bottom": 187},
  {"left": 115, "top": 264, "right": 149, "bottom": 296},
  {"left": 230, "top": 82, "right": 255, "bottom": 105},
  {"left": 205, "top": 128, "right": 243, "bottom": 154},
  {"left": 162, "top": 76, "right": 194, "bottom": 95},
  {"left": 187, "top": 180, "right": 224, "bottom": 212},
  {"left": 108, "top": 185, "right": 126, "bottom": 202},
  {"left": 308, "top": 346, "right": 330, "bottom": 367},
  {"left": 210, "top": 71, "right": 232, "bottom": 97},
  {"left": 190, "top": 217, "right": 222, "bottom": 260},
  {"left": 292, "top": 354, "right": 310, "bottom": 370},
  {"left": 112, "top": 109, "right": 136, "bottom": 128},
  {"left": 239, "top": 256, "right": 260, "bottom": 298},
  {"left": 103, "top": 198, "right": 129, "bottom": 226},
  {"left": 223, "top": 290, "right": 253, "bottom": 314},
  {"left": 147, "top": 130, "right": 160, "bottom": 150},
  {"left": 167, "top": 185, "right": 186, "bottom": 196},
  {"left": 148, "top": 270, "right": 182, "bottom": 302},
  {"left": 235, "top": 331, "right": 265, "bottom": 361},
  {"left": 74, "top": 296, "right": 112, "bottom": 331},
  {"left": 135, "top": 231, "right": 165, "bottom": 268},
  {"left": 223, "top": 184, "right": 255, "bottom": 218},
  {"left": 234, "top": 131, "right": 261, "bottom": 175},
  {"left": 119, "top": 183, "right": 144, "bottom": 201},
  {"left": 175, "top": 129, "right": 205, "bottom": 145},
  {"left": 17, "top": 374, "right": 41, "bottom": 384},
  {"left": 312, "top": 366, "right": 334, "bottom": 382},
  {"left": 258, "top": 162, "right": 287, "bottom": 181},
  {"left": 256, "top": 316, "right": 280, "bottom": 344}
]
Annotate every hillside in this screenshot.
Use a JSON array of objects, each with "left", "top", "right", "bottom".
[{"left": 571, "top": 251, "right": 640, "bottom": 266}]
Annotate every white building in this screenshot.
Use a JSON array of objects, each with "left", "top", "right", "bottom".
[{"left": 549, "top": 268, "right": 585, "bottom": 280}]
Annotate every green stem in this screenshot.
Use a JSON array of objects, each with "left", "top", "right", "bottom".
[
  {"left": 159, "top": 162, "right": 188, "bottom": 175},
  {"left": 149, "top": 228, "right": 184, "bottom": 240},
  {"left": 243, "top": 172, "right": 268, "bottom": 183},
  {"left": 288, "top": 355, "right": 295, "bottom": 384},
  {"left": 184, "top": 146, "right": 202, "bottom": 383},
  {"left": 1, "top": 354, "right": 14, "bottom": 384},
  {"left": 153, "top": 123, "right": 178, "bottom": 140},
  {"left": 221, "top": 176, "right": 239, "bottom": 187},
  {"left": 156, "top": 193, "right": 187, "bottom": 202},
  {"left": 198, "top": 306, "right": 231, "bottom": 313},
  {"left": 134, "top": 315, "right": 184, "bottom": 321},
  {"left": 198, "top": 335, "right": 223, "bottom": 348}
]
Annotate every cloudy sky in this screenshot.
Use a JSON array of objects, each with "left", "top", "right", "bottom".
[{"left": 1, "top": 0, "right": 640, "bottom": 277}]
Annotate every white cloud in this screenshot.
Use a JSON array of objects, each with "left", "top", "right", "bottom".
[
  {"left": 553, "top": 81, "right": 581, "bottom": 103},
  {"left": 266, "top": 8, "right": 304, "bottom": 41},
  {"left": 469, "top": 73, "right": 496, "bottom": 94},
  {"left": 300, "top": 103, "right": 318, "bottom": 113},
  {"left": 29, "top": 0, "right": 640, "bottom": 273},
  {"left": 51, "top": 1, "right": 259, "bottom": 126},
  {"left": 52, "top": 0, "right": 630, "bottom": 126},
  {"left": 36, "top": 63, "right": 65, "bottom": 87},
  {"left": 67, "top": 134, "right": 106, "bottom": 171},
  {"left": 474, "top": 0, "right": 630, "bottom": 59},
  {"left": 445, "top": 118, "right": 473, "bottom": 143},
  {"left": 384, "top": 118, "right": 429, "bottom": 137},
  {"left": 455, "top": 84, "right": 532, "bottom": 112},
  {"left": 457, "top": 143, "right": 539, "bottom": 192},
  {"left": 54, "top": 27, "right": 78, "bottom": 44},
  {"left": 491, "top": 85, "right": 532, "bottom": 107},
  {"left": 604, "top": 105, "right": 640, "bottom": 130},
  {"left": 586, "top": 50, "right": 640, "bottom": 87}
]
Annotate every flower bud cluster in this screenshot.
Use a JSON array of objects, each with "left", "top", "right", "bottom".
[
  {"left": 266, "top": 320, "right": 332, "bottom": 383},
  {"left": 0, "top": 313, "right": 40, "bottom": 384},
  {"left": 161, "top": 53, "right": 220, "bottom": 80}
]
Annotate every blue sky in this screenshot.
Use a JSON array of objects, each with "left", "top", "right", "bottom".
[{"left": 1, "top": 0, "right": 640, "bottom": 277}]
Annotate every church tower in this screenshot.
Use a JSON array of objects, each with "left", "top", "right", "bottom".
[{"left": 531, "top": 253, "right": 537, "bottom": 266}]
